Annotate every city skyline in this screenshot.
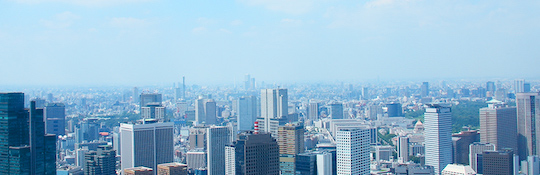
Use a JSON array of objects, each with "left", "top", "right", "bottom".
[{"left": 1, "top": 1, "right": 540, "bottom": 86}]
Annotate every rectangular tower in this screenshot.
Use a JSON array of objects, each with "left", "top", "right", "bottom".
[
  {"left": 479, "top": 102, "right": 517, "bottom": 151},
  {"left": 261, "top": 89, "right": 288, "bottom": 136},
  {"left": 207, "top": 126, "right": 231, "bottom": 175},
  {"left": 424, "top": 104, "right": 452, "bottom": 174},
  {"left": 516, "top": 92, "right": 540, "bottom": 160},
  {"left": 336, "top": 128, "right": 370, "bottom": 175}
]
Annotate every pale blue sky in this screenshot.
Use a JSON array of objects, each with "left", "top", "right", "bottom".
[{"left": 0, "top": 0, "right": 539, "bottom": 86}]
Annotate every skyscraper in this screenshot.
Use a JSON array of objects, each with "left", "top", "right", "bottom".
[
  {"left": 336, "top": 128, "right": 370, "bottom": 175},
  {"left": 479, "top": 102, "right": 517, "bottom": 151},
  {"left": 515, "top": 79, "right": 525, "bottom": 93},
  {"left": 295, "top": 152, "right": 317, "bottom": 175},
  {"left": 140, "top": 93, "right": 162, "bottom": 108},
  {"left": 141, "top": 103, "right": 166, "bottom": 120},
  {"left": 424, "top": 104, "right": 452, "bottom": 174},
  {"left": 237, "top": 96, "right": 257, "bottom": 131},
  {"left": 482, "top": 149, "right": 516, "bottom": 175},
  {"left": 44, "top": 102, "right": 66, "bottom": 136},
  {"left": 261, "top": 89, "right": 288, "bottom": 136},
  {"left": 397, "top": 136, "right": 409, "bottom": 163},
  {"left": 486, "top": 81, "right": 496, "bottom": 93},
  {"left": 29, "top": 101, "right": 57, "bottom": 175},
  {"left": 0, "top": 93, "right": 30, "bottom": 174},
  {"left": 329, "top": 103, "right": 344, "bottom": 119},
  {"left": 386, "top": 103, "right": 403, "bottom": 117},
  {"left": 452, "top": 130, "right": 479, "bottom": 165},
  {"left": 308, "top": 102, "right": 319, "bottom": 121},
  {"left": 232, "top": 131, "right": 279, "bottom": 175},
  {"left": 469, "top": 142, "right": 496, "bottom": 174},
  {"left": 120, "top": 122, "right": 174, "bottom": 173},
  {"left": 84, "top": 145, "right": 117, "bottom": 175},
  {"left": 195, "top": 98, "right": 217, "bottom": 125},
  {"left": 516, "top": 92, "right": 540, "bottom": 160},
  {"left": 278, "top": 123, "right": 305, "bottom": 175},
  {"left": 421, "top": 82, "right": 429, "bottom": 97},
  {"left": 207, "top": 126, "right": 231, "bottom": 175}
]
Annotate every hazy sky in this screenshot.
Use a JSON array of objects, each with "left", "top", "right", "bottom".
[{"left": 1, "top": 0, "right": 539, "bottom": 86}]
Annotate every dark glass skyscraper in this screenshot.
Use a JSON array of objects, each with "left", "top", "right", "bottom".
[
  {"left": 30, "top": 101, "right": 57, "bottom": 175},
  {"left": 233, "top": 131, "right": 279, "bottom": 175}
]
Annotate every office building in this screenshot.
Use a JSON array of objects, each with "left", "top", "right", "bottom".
[
  {"left": 207, "top": 126, "right": 231, "bottom": 175},
  {"left": 482, "top": 149, "right": 515, "bottom": 175},
  {"left": 515, "top": 79, "right": 525, "bottom": 93},
  {"left": 479, "top": 102, "right": 517, "bottom": 152},
  {"left": 44, "top": 102, "right": 66, "bottom": 136},
  {"left": 336, "top": 128, "right": 370, "bottom": 175},
  {"left": 120, "top": 122, "right": 174, "bottom": 173},
  {"left": 398, "top": 136, "right": 409, "bottom": 163},
  {"left": 225, "top": 145, "right": 236, "bottom": 175},
  {"left": 296, "top": 152, "right": 317, "bottom": 175},
  {"left": 0, "top": 93, "right": 29, "bottom": 174},
  {"left": 186, "top": 150, "right": 207, "bottom": 170},
  {"left": 440, "top": 164, "right": 475, "bottom": 175},
  {"left": 124, "top": 167, "right": 153, "bottom": 175},
  {"left": 329, "top": 103, "right": 344, "bottom": 119},
  {"left": 157, "top": 162, "right": 188, "bottom": 175},
  {"left": 237, "top": 96, "right": 257, "bottom": 131},
  {"left": 29, "top": 101, "right": 57, "bottom": 175},
  {"left": 140, "top": 93, "right": 162, "bottom": 108},
  {"left": 231, "top": 131, "right": 279, "bottom": 175},
  {"left": 316, "top": 152, "right": 332, "bottom": 175},
  {"left": 469, "top": 142, "right": 495, "bottom": 174},
  {"left": 424, "top": 104, "right": 452, "bottom": 174},
  {"left": 421, "top": 82, "right": 429, "bottom": 97},
  {"left": 394, "top": 164, "right": 434, "bottom": 175},
  {"left": 261, "top": 89, "right": 288, "bottom": 135},
  {"left": 524, "top": 82, "right": 531, "bottom": 93},
  {"left": 386, "top": 103, "right": 403, "bottom": 117},
  {"left": 486, "top": 81, "right": 496, "bottom": 93},
  {"left": 141, "top": 103, "right": 166, "bottom": 120},
  {"left": 76, "top": 118, "right": 100, "bottom": 143},
  {"left": 308, "top": 102, "right": 319, "bottom": 121},
  {"left": 516, "top": 92, "right": 540, "bottom": 160},
  {"left": 84, "top": 145, "right": 116, "bottom": 175},
  {"left": 278, "top": 123, "right": 305, "bottom": 175},
  {"left": 195, "top": 98, "right": 217, "bottom": 125},
  {"left": 189, "top": 125, "right": 209, "bottom": 150},
  {"left": 522, "top": 155, "right": 540, "bottom": 175},
  {"left": 452, "top": 130, "right": 479, "bottom": 165},
  {"left": 373, "top": 145, "right": 392, "bottom": 161}
]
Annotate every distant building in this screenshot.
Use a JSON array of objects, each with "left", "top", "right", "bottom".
[
  {"left": 186, "top": 150, "right": 206, "bottom": 170},
  {"left": 189, "top": 125, "right": 209, "bottom": 150},
  {"left": 261, "top": 89, "right": 288, "bottom": 137},
  {"left": 141, "top": 102, "right": 166, "bottom": 120},
  {"left": 157, "top": 162, "right": 188, "bottom": 175},
  {"left": 373, "top": 145, "right": 393, "bottom": 162},
  {"left": 124, "top": 167, "right": 153, "bottom": 175},
  {"left": 308, "top": 102, "right": 320, "bottom": 121},
  {"left": 195, "top": 98, "right": 217, "bottom": 125},
  {"left": 394, "top": 164, "right": 434, "bottom": 175},
  {"left": 140, "top": 93, "right": 162, "bottom": 108},
  {"left": 206, "top": 126, "right": 231, "bottom": 175},
  {"left": 120, "top": 122, "right": 174, "bottom": 173},
  {"left": 398, "top": 137, "right": 409, "bottom": 163},
  {"left": 469, "top": 142, "right": 495, "bottom": 174},
  {"left": 386, "top": 103, "right": 403, "bottom": 117},
  {"left": 329, "top": 103, "right": 344, "bottom": 119},
  {"left": 424, "top": 104, "right": 452, "bottom": 174},
  {"left": 515, "top": 79, "right": 525, "bottom": 93},
  {"left": 237, "top": 96, "right": 257, "bottom": 131},
  {"left": 452, "top": 130, "right": 479, "bottom": 165},
  {"left": 44, "top": 102, "right": 66, "bottom": 136},
  {"left": 421, "top": 82, "right": 429, "bottom": 97}
]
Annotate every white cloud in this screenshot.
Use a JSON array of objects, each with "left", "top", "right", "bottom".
[
  {"left": 12, "top": 0, "right": 152, "bottom": 6},
  {"left": 40, "top": 11, "right": 80, "bottom": 29},
  {"left": 197, "top": 17, "right": 215, "bottom": 25},
  {"left": 219, "top": 28, "right": 232, "bottom": 34},
  {"left": 238, "top": 0, "right": 314, "bottom": 14},
  {"left": 110, "top": 17, "right": 148, "bottom": 28}
]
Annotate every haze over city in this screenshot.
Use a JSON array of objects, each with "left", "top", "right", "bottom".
[{"left": 1, "top": 0, "right": 540, "bottom": 86}]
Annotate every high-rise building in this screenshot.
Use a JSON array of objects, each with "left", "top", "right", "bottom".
[
  {"left": 231, "top": 131, "right": 279, "bottom": 175},
  {"left": 482, "top": 149, "right": 515, "bottom": 175},
  {"left": 516, "top": 92, "right": 540, "bottom": 160},
  {"left": 397, "top": 136, "right": 409, "bottom": 163},
  {"left": 469, "top": 142, "right": 496, "bottom": 174},
  {"left": 141, "top": 102, "right": 166, "bottom": 120},
  {"left": 84, "top": 145, "right": 116, "bottom": 175},
  {"left": 195, "top": 98, "right": 217, "bottom": 125},
  {"left": 336, "top": 128, "right": 370, "bottom": 175},
  {"left": 29, "top": 101, "right": 57, "bottom": 175},
  {"left": 76, "top": 118, "right": 100, "bottom": 143},
  {"left": 0, "top": 93, "right": 30, "bottom": 174},
  {"left": 452, "top": 130, "right": 479, "bottom": 165},
  {"left": 479, "top": 102, "right": 517, "bottom": 151},
  {"left": 421, "top": 82, "right": 429, "bottom": 97},
  {"left": 486, "top": 81, "right": 496, "bottom": 93},
  {"left": 44, "top": 102, "right": 66, "bottom": 136},
  {"left": 120, "top": 122, "right": 174, "bottom": 173},
  {"left": 316, "top": 152, "right": 332, "bottom": 175},
  {"left": 515, "top": 79, "right": 525, "bottom": 93},
  {"left": 424, "top": 104, "right": 452, "bottom": 174},
  {"left": 133, "top": 87, "right": 139, "bottom": 102},
  {"left": 157, "top": 162, "right": 188, "bottom": 175},
  {"left": 296, "top": 152, "right": 317, "bottom": 175},
  {"left": 140, "top": 93, "right": 162, "bottom": 108},
  {"left": 189, "top": 125, "right": 209, "bottom": 150},
  {"left": 386, "top": 103, "right": 403, "bottom": 117},
  {"left": 261, "top": 89, "right": 288, "bottom": 135},
  {"left": 186, "top": 150, "right": 207, "bottom": 170},
  {"left": 308, "top": 102, "right": 319, "bottom": 121},
  {"left": 362, "top": 87, "right": 370, "bottom": 100},
  {"left": 225, "top": 145, "right": 236, "bottom": 175},
  {"left": 522, "top": 155, "right": 540, "bottom": 175},
  {"left": 524, "top": 83, "right": 532, "bottom": 93},
  {"left": 329, "top": 103, "right": 344, "bottom": 119},
  {"left": 278, "top": 123, "right": 305, "bottom": 175},
  {"left": 237, "top": 96, "right": 257, "bottom": 131},
  {"left": 207, "top": 126, "right": 231, "bottom": 175}
]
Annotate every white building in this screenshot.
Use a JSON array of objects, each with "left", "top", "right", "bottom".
[
  {"left": 260, "top": 89, "right": 288, "bottom": 137},
  {"left": 186, "top": 150, "right": 207, "bottom": 169},
  {"left": 225, "top": 145, "right": 235, "bottom": 175},
  {"left": 424, "top": 104, "right": 452, "bottom": 175},
  {"left": 207, "top": 126, "right": 231, "bottom": 175},
  {"left": 316, "top": 152, "right": 332, "bottom": 175},
  {"left": 237, "top": 96, "right": 257, "bottom": 131},
  {"left": 120, "top": 122, "right": 174, "bottom": 173},
  {"left": 336, "top": 128, "right": 370, "bottom": 175},
  {"left": 398, "top": 136, "right": 409, "bottom": 163},
  {"left": 441, "top": 164, "right": 476, "bottom": 175}
]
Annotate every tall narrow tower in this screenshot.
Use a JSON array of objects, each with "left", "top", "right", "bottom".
[
  {"left": 424, "top": 104, "right": 452, "bottom": 174},
  {"left": 261, "top": 89, "right": 288, "bottom": 135},
  {"left": 516, "top": 92, "right": 540, "bottom": 160}
]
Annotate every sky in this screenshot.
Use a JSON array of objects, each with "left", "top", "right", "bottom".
[{"left": 0, "top": 0, "right": 539, "bottom": 86}]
